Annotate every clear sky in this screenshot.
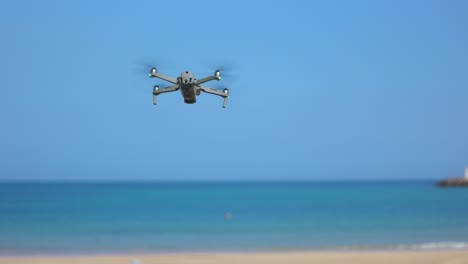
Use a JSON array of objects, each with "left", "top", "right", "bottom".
[{"left": 1, "top": 0, "right": 467, "bottom": 181}]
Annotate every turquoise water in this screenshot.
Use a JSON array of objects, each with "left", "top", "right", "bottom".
[{"left": 1, "top": 181, "right": 468, "bottom": 254}]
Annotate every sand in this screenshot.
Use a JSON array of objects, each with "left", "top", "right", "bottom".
[{"left": 1, "top": 251, "right": 468, "bottom": 264}]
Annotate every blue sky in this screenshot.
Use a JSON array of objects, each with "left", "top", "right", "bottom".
[{"left": 1, "top": 0, "right": 467, "bottom": 181}]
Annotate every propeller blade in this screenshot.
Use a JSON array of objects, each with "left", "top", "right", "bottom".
[{"left": 207, "top": 59, "right": 238, "bottom": 77}]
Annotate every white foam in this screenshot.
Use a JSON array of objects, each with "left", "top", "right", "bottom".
[{"left": 414, "top": 242, "right": 468, "bottom": 250}]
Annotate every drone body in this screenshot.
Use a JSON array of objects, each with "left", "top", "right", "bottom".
[{"left": 149, "top": 68, "right": 229, "bottom": 108}]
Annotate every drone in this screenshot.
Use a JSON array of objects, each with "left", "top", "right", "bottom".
[{"left": 149, "top": 68, "right": 229, "bottom": 108}]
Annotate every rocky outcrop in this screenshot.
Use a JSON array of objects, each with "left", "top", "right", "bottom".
[{"left": 437, "top": 178, "right": 468, "bottom": 187}]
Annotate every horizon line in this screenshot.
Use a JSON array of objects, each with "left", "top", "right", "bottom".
[{"left": 0, "top": 179, "right": 438, "bottom": 183}]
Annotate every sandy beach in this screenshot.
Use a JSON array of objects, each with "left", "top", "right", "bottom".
[{"left": 1, "top": 251, "right": 468, "bottom": 264}]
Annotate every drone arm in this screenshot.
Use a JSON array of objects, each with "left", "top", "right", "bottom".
[
  {"left": 195, "top": 75, "right": 219, "bottom": 85},
  {"left": 199, "top": 86, "right": 225, "bottom": 97},
  {"left": 154, "top": 85, "right": 179, "bottom": 95},
  {"left": 153, "top": 85, "right": 180, "bottom": 105},
  {"left": 150, "top": 72, "right": 178, "bottom": 84},
  {"left": 199, "top": 86, "right": 229, "bottom": 108}
]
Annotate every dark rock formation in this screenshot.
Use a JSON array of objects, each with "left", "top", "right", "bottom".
[{"left": 437, "top": 178, "right": 468, "bottom": 187}]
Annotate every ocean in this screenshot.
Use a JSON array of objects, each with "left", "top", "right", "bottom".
[{"left": 0, "top": 181, "right": 468, "bottom": 255}]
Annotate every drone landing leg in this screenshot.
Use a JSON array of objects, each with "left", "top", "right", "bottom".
[
  {"left": 152, "top": 85, "right": 179, "bottom": 106},
  {"left": 199, "top": 86, "right": 229, "bottom": 108}
]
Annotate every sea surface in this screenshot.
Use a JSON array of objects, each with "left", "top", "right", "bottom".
[{"left": 1, "top": 181, "right": 468, "bottom": 255}]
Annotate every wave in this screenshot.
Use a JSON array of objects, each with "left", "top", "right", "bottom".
[
  {"left": 327, "top": 242, "right": 468, "bottom": 252},
  {"left": 410, "top": 242, "right": 468, "bottom": 250}
]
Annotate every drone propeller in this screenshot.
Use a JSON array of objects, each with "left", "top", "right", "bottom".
[
  {"left": 132, "top": 62, "right": 156, "bottom": 75},
  {"left": 211, "top": 66, "right": 237, "bottom": 88},
  {"left": 133, "top": 56, "right": 174, "bottom": 75},
  {"left": 205, "top": 58, "right": 237, "bottom": 77},
  {"left": 212, "top": 65, "right": 236, "bottom": 78}
]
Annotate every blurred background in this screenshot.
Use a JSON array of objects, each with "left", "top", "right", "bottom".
[{"left": 1, "top": 0, "right": 467, "bottom": 181}]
